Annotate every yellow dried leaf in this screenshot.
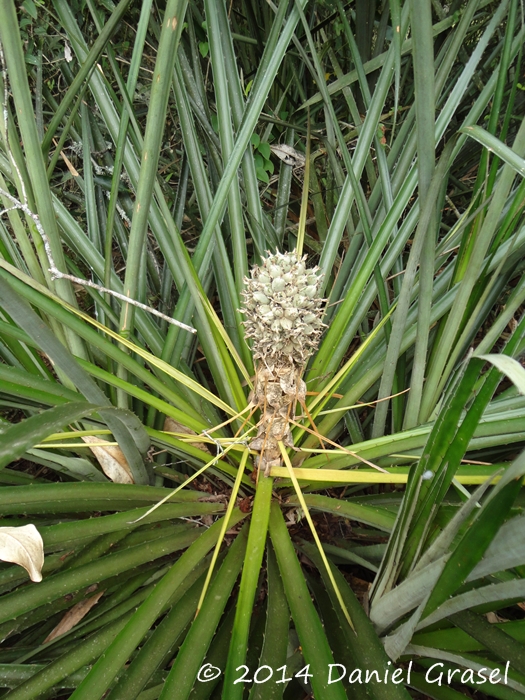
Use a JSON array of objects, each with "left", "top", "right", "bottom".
[{"left": 81, "top": 435, "right": 134, "bottom": 483}]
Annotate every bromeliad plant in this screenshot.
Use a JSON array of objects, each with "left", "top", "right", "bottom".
[{"left": 1, "top": 1, "right": 525, "bottom": 699}]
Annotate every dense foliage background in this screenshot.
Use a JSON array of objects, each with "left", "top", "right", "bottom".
[{"left": 1, "top": 0, "right": 525, "bottom": 698}]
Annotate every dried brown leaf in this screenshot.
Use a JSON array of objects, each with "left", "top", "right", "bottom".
[
  {"left": 82, "top": 435, "right": 134, "bottom": 483},
  {"left": 44, "top": 590, "right": 104, "bottom": 642},
  {"left": 163, "top": 418, "right": 210, "bottom": 453}
]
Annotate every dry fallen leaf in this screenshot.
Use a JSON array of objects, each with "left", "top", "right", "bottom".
[
  {"left": 269, "top": 144, "right": 306, "bottom": 168},
  {"left": 81, "top": 436, "right": 134, "bottom": 483},
  {"left": 44, "top": 590, "right": 104, "bottom": 642},
  {"left": 64, "top": 40, "right": 72, "bottom": 62},
  {"left": 59, "top": 149, "right": 80, "bottom": 178},
  {"left": 0, "top": 524, "right": 44, "bottom": 582},
  {"left": 486, "top": 611, "right": 509, "bottom": 623},
  {"left": 163, "top": 418, "right": 210, "bottom": 454}
]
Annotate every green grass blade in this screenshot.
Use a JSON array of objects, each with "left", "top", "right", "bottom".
[
  {"left": 400, "top": 0, "right": 436, "bottom": 430},
  {"left": 0, "top": 401, "right": 101, "bottom": 470},
  {"left": 423, "top": 451, "right": 525, "bottom": 619},
  {"left": 418, "top": 577, "right": 525, "bottom": 633},
  {"left": 372, "top": 140, "right": 452, "bottom": 436},
  {"left": 450, "top": 609, "right": 525, "bottom": 675},
  {"left": 409, "top": 0, "right": 435, "bottom": 200},
  {"left": 248, "top": 542, "right": 289, "bottom": 700},
  {"left": 189, "top": 0, "right": 308, "bottom": 276},
  {"left": 389, "top": 0, "right": 402, "bottom": 136},
  {"left": 106, "top": 568, "right": 208, "bottom": 700},
  {"left": 286, "top": 493, "right": 396, "bottom": 532},
  {"left": 371, "top": 357, "right": 477, "bottom": 600},
  {"left": 205, "top": 0, "right": 247, "bottom": 293},
  {"left": 310, "top": 170, "right": 414, "bottom": 387},
  {"left": 103, "top": 0, "right": 153, "bottom": 292},
  {"left": 0, "top": 483, "right": 206, "bottom": 516},
  {"left": 279, "top": 443, "right": 354, "bottom": 630},
  {"left": 1, "top": 614, "right": 136, "bottom": 700},
  {"left": 158, "top": 526, "right": 248, "bottom": 700},
  {"left": 51, "top": 198, "right": 166, "bottom": 356},
  {"left": 51, "top": 2, "right": 248, "bottom": 412},
  {"left": 215, "top": 0, "right": 266, "bottom": 255},
  {"left": 41, "top": 503, "right": 225, "bottom": 550},
  {"left": 295, "top": 2, "right": 385, "bottom": 317},
  {"left": 80, "top": 103, "right": 101, "bottom": 255},
  {"left": 1, "top": 267, "right": 234, "bottom": 420},
  {"left": 302, "top": 10, "right": 457, "bottom": 108},
  {"left": 295, "top": 113, "right": 310, "bottom": 259},
  {"left": 409, "top": 356, "right": 525, "bottom": 532},
  {"left": 302, "top": 542, "right": 412, "bottom": 700},
  {"left": 461, "top": 124, "right": 525, "bottom": 178},
  {"left": 467, "top": 511, "right": 525, "bottom": 581},
  {"left": 268, "top": 503, "right": 348, "bottom": 700},
  {"left": 404, "top": 357, "right": 508, "bottom": 586},
  {"left": 0, "top": 0, "right": 83, "bottom": 352},
  {"left": 67, "top": 511, "right": 246, "bottom": 700},
  {"left": 75, "top": 359, "right": 206, "bottom": 433},
  {"left": 165, "top": 58, "right": 250, "bottom": 373},
  {"left": 119, "top": 0, "right": 188, "bottom": 336},
  {"left": 420, "top": 1, "right": 519, "bottom": 420},
  {"left": 187, "top": 607, "right": 236, "bottom": 700},
  {"left": 41, "top": 0, "right": 132, "bottom": 157},
  {"left": 0, "top": 172, "right": 44, "bottom": 285},
  {"left": 0, "top": 263, "right": 207, "bottom": 421},
  {"left": 371, "top": 480, "right": 501, "bottom": 654},
  {"left": 222, "top": 474, "right": 274, "bottom": 699},
  {"left": 0, "top": 529, "right": 200, "bottom": 626},
  {"left": 196, "top": 449, "right": 249, "bottom": 614}
]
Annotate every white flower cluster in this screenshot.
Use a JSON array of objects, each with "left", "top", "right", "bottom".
[{"left": 241, "top": 251, "right": 325, "bottom": 365}]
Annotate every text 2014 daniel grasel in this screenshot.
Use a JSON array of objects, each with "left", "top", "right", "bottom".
[{"left": 197, "top": 660, "right": 511, "bottom": 686}]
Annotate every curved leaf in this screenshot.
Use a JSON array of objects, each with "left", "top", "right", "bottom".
[
  {"left": 461, "top": 125, "right": 525, "bottom": 178},
  {"left": 0, "top": 525, "right": 44, "bottom": 583}
]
